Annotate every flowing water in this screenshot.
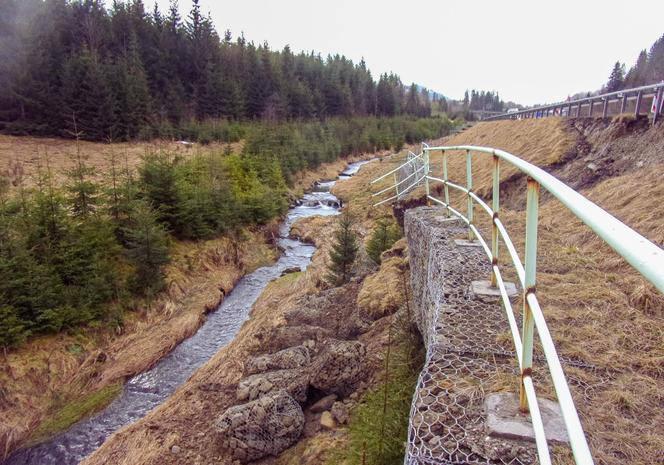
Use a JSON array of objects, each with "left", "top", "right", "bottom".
[{"left": 5, "top": 159, "right": 374, "bottom": 465}]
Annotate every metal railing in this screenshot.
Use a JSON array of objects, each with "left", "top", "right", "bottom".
[
  {"left": 485, "top": 82, "right": 664, "bottom": 124},
  {"left": 371, "top": 144, "right": 664, "bottom": 465}
]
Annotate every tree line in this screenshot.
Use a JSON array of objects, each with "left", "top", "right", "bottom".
[
  {"left": 462, "top": 89, "right": 505, "bottom": 112},
  {"left": 0, "top": 116, "right": 455, "bottom": 350},
  {"left": 605, "top": 33, "right": 664, "bottom": 92},
  {"left": 0, "top": 0, "right": 437, "bottom": 141}
]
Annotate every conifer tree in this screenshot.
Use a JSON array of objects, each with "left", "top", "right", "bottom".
[
  {"left": 606, "top": 61, "right": 625, "bottom": 92},
  {"left": 0, "top": 306, "right": 29, "bottom": 354},
  {"left": 66, "top": 132, "right": 98, "bottom": 218},
  {"left": 123, "top": 200, "right": 170, "bottom": 296},
  {"left": 366, "top": 218, "right": 401, "bottom": 264},
  {"left": 326, "top": 211, "right": 359, "bottom": 286}
]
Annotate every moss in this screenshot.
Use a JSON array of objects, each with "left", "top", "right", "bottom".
[{"left": 29, "top": 382, "right": 122, "bottom": 445}]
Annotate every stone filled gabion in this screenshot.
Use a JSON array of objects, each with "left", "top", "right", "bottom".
[
  {"left": 402, "top": 207, "right": 575, "bottom": 464},
  {"left": 266, "top": 324, "right": 333, "bottom": 352},
  {"left": 217, "top": 389, "right": 305, "bottom": 463},
  {"left": 244, "top": 344, "right": 311, "bottom": 376},
  {"left": 237, "top": 368, "right": 310, "bottom": 403},
  {"left": 310, "top": 339, "right": 366, "bottom": 396}
]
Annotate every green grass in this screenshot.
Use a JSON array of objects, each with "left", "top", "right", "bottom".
[{"left": 29, "top": 382, "right": 122, "bottom": 445}]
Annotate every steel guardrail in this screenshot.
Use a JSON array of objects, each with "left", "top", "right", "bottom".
[
  {"left": 371, "top": 143, "right": 664, "bottom": 465},
  {"left": 484, "top": 82, "right": 664, "bottom": 123}
]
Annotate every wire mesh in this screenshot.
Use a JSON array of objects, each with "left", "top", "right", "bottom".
[
  {"left": 397, "top": 152, "right": 426, "bottom": 199},
  {"left": 404, "top": 211, "right": 581, "bottom": 465}
]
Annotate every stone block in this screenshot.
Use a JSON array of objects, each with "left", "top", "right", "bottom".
[
  {"left": 470, "top": 280, "right": 518, "bottom": 302},
  {"left": 485, "top": 393, "right": 569, "bottom": 444},
  {"left": 454, "top": 239, "right": 483, "bottom": 247}
]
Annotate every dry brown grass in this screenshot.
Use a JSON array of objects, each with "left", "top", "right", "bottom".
[
  {"left": 432, "top": 118, "right": 576, "bottom": 196},
  {"left": 0, "top": 134, "right": 243, "bottom": 189},
  {"left": 356, "top": 238, "right": 408, "bottom": 320},
  {"left": 419, "top": 119, "right": 664, "bottom": 465}
]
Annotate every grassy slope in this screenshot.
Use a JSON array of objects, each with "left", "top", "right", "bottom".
[
  {"left": 0, "top": 134, "right": 244, "bottom": 189},
  {"left": 411, "top": 118, "right": 664, "bottom": 465}
]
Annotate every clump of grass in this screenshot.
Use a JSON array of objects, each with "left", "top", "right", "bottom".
[{"left": 29, "top": 382, "right": 122, "bottom": 445}]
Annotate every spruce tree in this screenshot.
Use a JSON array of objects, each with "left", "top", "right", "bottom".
[
  {"left": 123, "top": 200, "right": 170, "bottom": 296},
  {"left": 366, "top": 218, "right": 401, "bottom": 264},
  {"left": 606, "top": 61, "right": 625, "bottom": 92},
  {"left": 66, "top": 135, "right": 98, "bottom": 218},
  {"left": 326, "top": 211, "right": 359, "bottom": 286},
  {"left": 0, "top": 306, "right": 29, "bottom": 354}
]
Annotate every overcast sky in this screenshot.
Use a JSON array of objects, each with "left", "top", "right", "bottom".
[{"left": 146, "top": 0, "right": 664, "bottom": 105}]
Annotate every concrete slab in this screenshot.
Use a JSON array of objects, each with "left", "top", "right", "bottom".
[
  {"left": 454, "top": 239, "right": 483, "bottom": 247},
  {"left": 470, "top": 280, "right": 518, "bottom": 302},
  {"left": 485, "top": 393, "right": 569, "bottom": 444}
]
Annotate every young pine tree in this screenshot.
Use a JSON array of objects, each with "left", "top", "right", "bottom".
[
  {"left": 326, "top": 211, "right": 359, "bottom": 286},
  {"left": 0, "top": 306, "right": 29, "bottom": 355},
  {"left": 366, "top": 218, "right": 401, "bottom": 264},
  {"left": 66, "top": 134, "right": 99, "bottom": 218},
  {"left": 123, "top": 201, "right": 170, "bottom": 297}
]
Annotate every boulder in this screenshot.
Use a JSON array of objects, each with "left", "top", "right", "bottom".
[
  {"left": 237, "top": 369, "right": 309, "bottom": 403},
  {"left": 309, "top": 394, "right": 338, "bottom": 413},
  {"left": 331, "top": 401, "right": 350, "bottom": 425},
  {"left": 244, "top": 345, "right": 311, "bottom": 376},
  {"left": 310, "top": 339, "right": 366, "bottom": 396},
  {"left": 217, "top": 390, "right": 305, "bottom": 463},
  {"left": 320, "top": 411, "right": 336, "bottom": 430},
  {"left": 266, "top": 325, "right": 332, "bottom": 352},
  {"left": 280, "top": 266, "right": 301, "bottom": 276}
]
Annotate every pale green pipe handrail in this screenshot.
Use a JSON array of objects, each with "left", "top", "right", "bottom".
[
  {"left": 431, "top": 145, "right": 664, "bottom": 293},
  {"left": 370, "top": 143, "right": 663, "bottom": 465},
  {"left": 369, "top": 151, "right": 422, "bottom": 184}
]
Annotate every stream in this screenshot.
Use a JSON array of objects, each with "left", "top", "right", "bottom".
[{"left": 5, "top": 159, "right": 374, "bottom": 465}]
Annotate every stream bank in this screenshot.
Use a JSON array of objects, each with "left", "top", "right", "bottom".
[{"left": 4, "top": 159, "right": 372, "bottom": 465}]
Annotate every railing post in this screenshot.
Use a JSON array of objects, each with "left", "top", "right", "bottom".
[
  {"left": 635, "top": 91, "right": 642, "bottom": 117},
  {"left": 621, "top": 93, "right": 628, "bottom": 114},
  {"left": 466, "top": 149, "right": 474, "bottom": 240},
  {"left": 490, "top": 153, "right": 500, "bottom": 287},
  {"left": 588, "top": 99, "right": 593, "bottom": 117},
  {"left": 442, "top": 149, "right": 450, "bottom": 217},
  {"left": 520, "top": 177, "right": 540, "bottom": 413},
  {"left": 394, "top": 172, "right": 400, "bottom": 198},
  {"left": 602, "top": 97, "right": 609, "bottom": 118},
  {"left": 423, "top": 147, "right": 430, "bottom": 205},
  {"left": 653, "top": 87, "right": 662, "bottom": 125}
]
